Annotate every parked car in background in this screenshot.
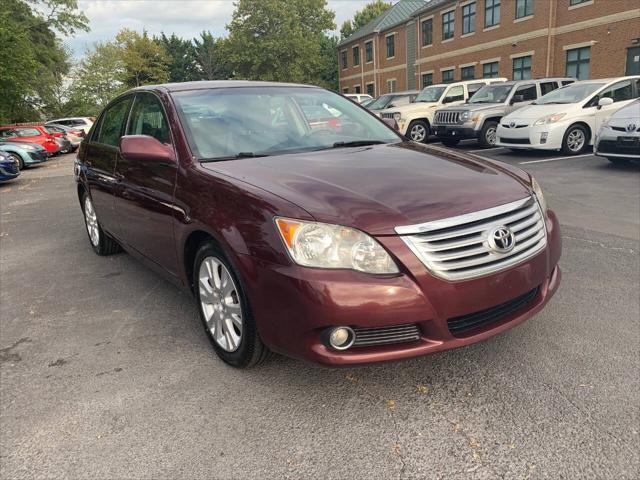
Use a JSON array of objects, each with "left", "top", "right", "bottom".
[
  {"left": 595, "top": 99, "right": 640, "bottom": 164},
  {"left": 0, "top": 125, "right": 60, "bottom": 155},
  {"left": 366, "top": 90, "right": 419, "bottom": 114},
  {"left": 434, "top": 78, "right": 574, "bottom": 148},
  {"left": 45, "top": 117, "right": 94, "bottom": 134},
  {"left": 380, "top": 79, "right": 507, "bottom": 142},
  {"left": 0, "top": 141, "right": 48, "bottom": 169},
  {"left": 497, "top": 76, "right": 640, "bottom": 155},
  {"left": 76, "top": 81, "right": 561, "bottom": 368},
  {"left": 345, "top": 93, "right": 373, "bottom": 104},
  {"left": 300, "top": 105, "right": 342, "bottom": 132},
  {"left": 360, "top": 98, "right": 375, "bottom": 108},
  {"left": 45, "top": 124, "right": 85, "bottom": 151},
  {"left": 0, "top": 151, "right": 20, "bottom": 182}
]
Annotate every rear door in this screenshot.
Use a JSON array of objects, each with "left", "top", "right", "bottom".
[
  {"left": 83, "top": 96, "right": 133, "bottom": 236},
  {"left": 113, "top": 92, "right": 178, "bottom": 275}
]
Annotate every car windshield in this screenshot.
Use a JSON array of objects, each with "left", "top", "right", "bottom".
[
  {"left": 172, "top": 87, "right": 400, "bottom": 161},
  {"left": 368, "top": 94, "right": 394, "bottom": 110},
  {"left": 415, "top": 86, "right": 446, "bottom": 103},
  {"left": 534, "top": 82, "right": 605, "bottom": 105},
  {"left": 468, "top": 84, "right": 514, "bottom": 104}
]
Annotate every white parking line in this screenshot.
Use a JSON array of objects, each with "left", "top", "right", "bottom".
[
  {"left": 519, "top": 154, "right": 594, "bottom": 165},
  {"left": 468, "top": 147, "right": 507, "bottom": 153}
]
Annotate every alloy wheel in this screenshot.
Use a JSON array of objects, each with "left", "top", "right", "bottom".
[
  {"left": 410, "top": 124, "right": 426, "bottom": 142},
  {"left": 566, "top": 129, "right": 585, "bottom": 152},
  {"left": 198, "top": 257, "right": 243, "bottom": 352},
  {"left": 84, "top": 196, "right": 100, "bottom": 246},
  {"left": 485, "top": 126, "right": 497, "bottom": 146}
]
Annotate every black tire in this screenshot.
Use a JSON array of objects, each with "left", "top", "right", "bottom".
[
  {"left": 194, "top": 242, "right": 271, "bottom": 368},
  {"left": 81, "top": 192, "right": 122, "bottom": 256},
  {"left": 478, "top": 120, "right": 498, "bottom": 149},
  {"left": 8, "top": 153, "right": 24, "bottom": 170},
  {"left": 441, "top": 138, "right": 460, "bottom": 147},
  {"left": 560, "top": 124, "right": 589, "bottom": 155},
  {"left": 407, "top": 120, "right": 430, "bottom": 143}
]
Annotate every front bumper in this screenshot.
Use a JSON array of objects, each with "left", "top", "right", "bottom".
[
  {"left": 496, "top": 123, "right": 567, "bottom": 150},
  {"left": 595, "top": 127, "right": 640, "bottom": 159},
  {"left": 434, "top": 125, "right": 479, "bottom": 140},
  {"left": 240, "top": 210, "right": 562, "bottom": 366},
  {"left": 26, "top": 151, "right": 48, "bottom": 165},
  {"left": 0, "top": 161, "right": 20, "bottom": 180}
]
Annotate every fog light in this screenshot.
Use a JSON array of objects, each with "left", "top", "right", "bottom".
[
  {"left": 329, "top": 326, "right": 355, "bottom": 350},
  {"left": 540, "top": 132, "right": 548, "bottom": 144}
]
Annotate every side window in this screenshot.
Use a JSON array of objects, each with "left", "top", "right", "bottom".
[
  {"left": 127, "top": 94, "right": 171, "bottom": 144},
  {"left": 444, "top": 85, "right": 464, "bottom": 103},
  {"left": 562, "top": 80, "right": 574, "bottom": 86},
  {"left": 514, "top": 84, "right": 536, "bottom": 101},
  {"left": 96, "top": 98, "right": 132, "bottom": 147},
  {"left": 467, "top": 83, "right": 485, "bottom": 98},
  {"left": 0, "top": 129, "right": 17, "bottom": 138},
  {"left": 540, "top": 82, "right": 558, "bottom": 96},
  {"left": 16, "top": 128, "right": 40, "bottom": 137},
  {"left": 395, "top": 96, "right": 411, "bottom": 106},
  {"left": 599, "top": 80, "right": 633, "bottom": 103}
]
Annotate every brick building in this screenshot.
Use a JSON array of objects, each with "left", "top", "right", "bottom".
[{"left": 338, "top": 0, "right": 640, "bottom": 96}]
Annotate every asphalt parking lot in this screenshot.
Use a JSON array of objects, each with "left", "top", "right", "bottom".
[{"left": 1, "top": 147, "right": 638, "bottom": 479}]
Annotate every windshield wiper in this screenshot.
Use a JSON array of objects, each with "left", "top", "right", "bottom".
[
  {"left": 200, "top": 152, "right": 270, "bottom": 162},
  {"left": 331, "top": 140, "right": 387, "bottom": 148}
]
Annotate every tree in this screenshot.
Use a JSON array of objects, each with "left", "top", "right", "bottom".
[
  {"left": 115, "top": 29, "right": 170, "bottom": 88},
  {"left": 193, "top": 31, "right": 233, "bottom": 80},
  {"left": 340, "top": 0, "right": 392, "bottom": 39},
  {"left": 317, "top": 35, "right": 339, "bottom": 90},
  {"left": 155, "top": 33, "right": 200, "bottom": 83},
  {"left": 225, "top": 0, "right": 335, "bottom": 84}
]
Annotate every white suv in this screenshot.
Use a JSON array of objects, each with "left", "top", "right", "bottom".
[
  {"left": 380, "top": 78, "right": 507, "bottom": 142},
  {"left": 45, "top": 117, "right": 95, "bottom": 135},
  {"left": 345, "top": 94, "right": 373, "bottom": 104}
]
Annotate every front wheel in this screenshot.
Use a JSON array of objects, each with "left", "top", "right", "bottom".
[
  {"left": 8, "top": 153, "right": 24, "bottom": 170},
  {"left": 407, "top": 120, "right": 429, "bottom": 143},
  {"left": 479, "top": 121, "right": 498, "bottom": 148},
  {"left": 82, "top": 192, "right": 121, "bottom": 256},
  {"left": 441, "top": 138, "right": 460, "bottom": 147},
  {"left": 561, "top": 124, "right": 589, "bottom": 155},
  {"left": 194, "top": 242, "right": 271, "bottom": 368}
]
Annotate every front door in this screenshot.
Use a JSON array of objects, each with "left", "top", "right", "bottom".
[
  {"left": 113, "top": 92, "right": 179, "bottom": 275},
  {"left": 593, "top": 79, "right": 637, "bottom": 135},
  {"left": 626, "top": 47, "right": 640, "bottom": 75}
]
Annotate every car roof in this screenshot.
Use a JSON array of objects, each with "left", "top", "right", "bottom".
[{"left": 137, "top": 80, "right": 317, "bottom": 93}]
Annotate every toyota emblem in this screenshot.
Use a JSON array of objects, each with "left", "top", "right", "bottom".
[
  {"left": 626, "top": 123, "right": 637, "bottom": 133},
  {"left": 509, "top": 121, "right": 516, "bottom": 128},
  {"left": 488, "top": 226, "right": 516, "bottom": 253}
]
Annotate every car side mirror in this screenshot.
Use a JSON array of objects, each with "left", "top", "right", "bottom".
[
  {"left": 510, "top": 94, "right": 524, "bottom": 105},
  {"left": 120, "top": 135, "right": 175, "bottom": 163},
  {"left": 597, "top": 97, "right": 614, "bottom": 109},
  {"left": 381, "top": 117, "right": 400, "bottom": 131}
]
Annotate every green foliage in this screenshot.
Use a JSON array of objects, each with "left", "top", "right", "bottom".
[
  {"left": 193, "top": 31, "right": 233, "bottom": 81},
  {"left": 317, "top": 35, "right": 339, "bottom": 91},
  {"left": 340, "top": 0, "right": 392, "bottom": 39},
  {"left": 225, "top": 0, "right": 335, "bottom": 84},
  {"left": 0, "top": 0, "right": 88, "bottom": 123},
  {"left": 115, "top": 29, "right": 170, "bottom": 87},
  {"left": 155, "top": 33, "right": 200, "bottom": 83}
]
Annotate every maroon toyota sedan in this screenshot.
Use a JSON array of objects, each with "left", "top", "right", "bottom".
[{"left": 75, "top": 81, "right": 561, "bottom": 368}]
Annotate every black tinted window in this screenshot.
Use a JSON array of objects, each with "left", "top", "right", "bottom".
[
  {"left": 97, "top": 98, "right": 131, "bottom": 147},
  {"left": 600, "top": 80, "right": 633, "bottom": 103},
  {"left": 127, "top": 94, "right": 170, "bottom": 144},
  {"left": 514, "top": 84, "right": 536, "bottom": 101},
  {"left": 540, "top": 82, "right": 558, "bottom": 96}
]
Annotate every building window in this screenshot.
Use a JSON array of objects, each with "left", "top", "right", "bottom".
[
  {"left": 512, "top": 55, "right": 532, "bottom": 80},
  {"left": 355, "top": 85, "right": 361, "bottom": 94},
  {"left": 566, "top": 46, "right": 590, "bottom": 80},
  {"left": 342, "top": 87, "right": 349, "bottom": 94},
  {"left": 365, "top": 41, "right": 373, "bottom": 63},
  {"left": 570, "top": 0, "right": 589, "bottom": 5},
  {"left": 485, "top": 0, "right": 500, "bottom": 28},
  {"left": 353, "top": 46, "right": 360, "bottom": 67},
  {"left": 386, "top": 34, "right": 395, "bottom": 58},
  {"left": 366, "top": 83, "right": 375, "bottom": 96},
  {"left": 461, "top": 66, "right": 475, "bottom": 80},
  {"left": 387, "top": 79, "right": 397, "bottom": 93},
  {"left": 442, "top": 69, "right": 454, "bottom": 83},
  {"left": 341, "top": 50, "right": 347, "bottom": 69},
  {"left": 483, "top": 61, "right": 499, "bottom": 78},
  {"left": 442, "top": 11, "right": 454, "bottom": 40},
  {"left": 515, "top": 0, "right": 533, "bottom": 19},
  {"left": 422, "top": 73, "right": 433, "bottom": 87},
  {"left": 421, "top": 18, "right": 433, "bottom": 46},
  {"left": 462, "top": 2, "right": 476, "bottom": 35}
]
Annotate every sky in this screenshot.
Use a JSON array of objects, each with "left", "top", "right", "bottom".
[{"left": 66, "top": 0, "right": 374, "bottom": 57}]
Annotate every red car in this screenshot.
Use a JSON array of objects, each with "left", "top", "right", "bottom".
[
  {"left": 75, "top": 81, "right": 561, "bottom": 368},
  {"left": 0, "top": 125, "right": 60, "bottom": 155}
]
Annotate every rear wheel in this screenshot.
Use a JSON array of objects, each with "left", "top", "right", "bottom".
[
  {"left": 561, "top": 124, "right": 588, "bottom": 155},
  {"left": 82, "top": 193, "right": 121, "bottom": 256},
  {"left": 194, "top": 242, "right": 271, "bottom": 368},
  {"left": 408, "top": 120, "right": 429, "bottom": 143},
  {"left": 8, "top": 153, "right": 23, "bottom": 170},
  {"left": 479, "top": 121, "right": 498, "bottom": 148},
  {"left": 441, "top": 138, "right": 460, "bottom": 147}
]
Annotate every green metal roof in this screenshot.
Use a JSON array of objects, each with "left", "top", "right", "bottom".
[{"left": 338, "top": 0, "right": 428, "bottom": 47}]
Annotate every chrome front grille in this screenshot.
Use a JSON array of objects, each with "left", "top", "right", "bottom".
[
  {"left": 381, "top": 112, "right": 396, "bottom": 120},
  {"left": 353, "top": 324, "right": 421, "bottom": 347},
  {"left": 395, "top": 196, "right": 547, "bottom": 281},
  {"left": 435, "top": 111, "right": 461, "bottom": 125}
]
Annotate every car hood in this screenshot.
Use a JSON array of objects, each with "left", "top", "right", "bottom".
[
  {"left": 379, "top": 102, "right": 437, "bottom": 115},
  {"left": 610, "top": 99, "right": 640, "bottom": 120},
  {"left": 460, "top": 103, "right": 506, "bottom": 112},
  {"left": 504, "top": 103, "right": 574, "bottom": 121},
  {"left": 202, "top": 142, "right": 531, "bottom": 235}
]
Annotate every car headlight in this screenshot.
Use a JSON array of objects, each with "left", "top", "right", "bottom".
[
  {"left": 275, "top": 217, "right": 399, "bottom": 274},
  {"left": 393, "top": 113, "right": 402, "bottom": 122},
  {"left": 459, "top": 111, "right": 469, "bottom": 121},
  {"left": 531, "top": 176, "right": 547, "bottom": 212},
  {"left": 17, "top": 144, "right": 35, "bottom": 151},
  {"left": 533, "top": 113, "right": 566, "bottom": 126}
]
